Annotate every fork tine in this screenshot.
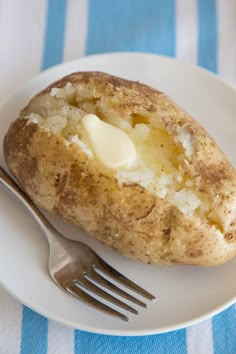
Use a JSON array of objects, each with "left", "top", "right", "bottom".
[
  {"left": 95, "top": 262, "right": 156, "bottom": 301},
  {"left": 86, "top": 270, "right": 147, "bottom": 308},
  {"left": 65, "top": 283, "right": 130, "bottom": 322},
  {"left": 76, "top": 278, "right": 138, "bottom": 315}
]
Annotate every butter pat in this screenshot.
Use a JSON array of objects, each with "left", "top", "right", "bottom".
[{"left": 81, "top": 114, "right": 136, "bottom": 169}]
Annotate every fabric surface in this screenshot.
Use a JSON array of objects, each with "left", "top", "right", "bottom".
[{"left": 0, "top": 0, "right": 236, "bottom": 353}]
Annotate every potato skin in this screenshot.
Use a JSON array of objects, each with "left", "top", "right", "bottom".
[{"left": 4, "top": 71, "right": 236, "bottom": 266}]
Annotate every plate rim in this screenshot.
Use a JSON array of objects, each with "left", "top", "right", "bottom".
[
  {"left": 1, "top": 51, "right": 236, "bottom": 108},
  {"left": 0, "top": 276, "right": 235, "bottom": 336}
]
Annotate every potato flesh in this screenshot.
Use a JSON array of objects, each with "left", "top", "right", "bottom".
[{"left": 24, "top": 83, "right": 214, "bottom": 222}]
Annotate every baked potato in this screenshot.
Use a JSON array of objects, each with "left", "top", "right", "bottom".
[{"left": 4, "top": 71, "right": 236, "bottom": 266}]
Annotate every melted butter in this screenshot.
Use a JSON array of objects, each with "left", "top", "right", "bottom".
[{"left": 81, "top": 114, "right": 136, "bottom": 169}]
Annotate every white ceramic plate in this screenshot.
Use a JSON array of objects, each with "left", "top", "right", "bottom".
[{"left": 0, "top": 53, "right": 236, "bottom": 336}]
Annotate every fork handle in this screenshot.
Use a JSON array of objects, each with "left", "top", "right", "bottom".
[{"left": 0, "top": 166, "right": 56, "bottom": 241}]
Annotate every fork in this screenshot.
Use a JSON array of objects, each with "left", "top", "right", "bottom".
[{"left": 0, "top": 166, "right": 156, "bottom": 322}]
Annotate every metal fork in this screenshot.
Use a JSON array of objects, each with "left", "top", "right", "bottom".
[{"left": 0, "top": 166, "right": 156, "bottom": 322}]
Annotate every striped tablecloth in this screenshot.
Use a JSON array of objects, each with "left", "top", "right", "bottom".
[{"left": 0, "top": 1, "right": 236, "bottom": 353}]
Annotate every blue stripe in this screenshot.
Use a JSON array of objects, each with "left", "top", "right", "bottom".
[
  {"left": 198, "top": 0, "right": 217, "bottom": 73},
  {"left": 86, "top": 0, "right": 175, "bottom": 56},
  {"left": 213, "top": 305, "right": 236, "bottom": 354},
  {"left": 41, "top": 0, "right": 67, "bottom": 70},
  {"left": 74, "top": 329, "right": 187, "bottom": 354},
  {"left": 20, "top": 306, "right": 48, "bottom": 354}
]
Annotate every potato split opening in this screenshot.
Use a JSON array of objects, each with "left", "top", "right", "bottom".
[{"left": 23, "top": 82, "right": 220, "bottom": 226}]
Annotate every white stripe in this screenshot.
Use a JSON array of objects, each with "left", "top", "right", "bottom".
[
  {"left": 0, "top": 288, "right": 22, "bottom": 354},
  {"left": 63, "top": 0, "right": 88, "bottom": 62},
  {"left": 47, "top": 320, "right": 74, "bottom": 354},
  {"left": 217, "top": 0, "right": 236, "bottom": 85},
  {"left": 0, "top": 0, "right": 47, "bottom": 101},
  {"left": 187, "top": 319, "right": 214, "bottom": 354},
  {"left": 176, "top": 0, "right": 198, "bottom": 64}
]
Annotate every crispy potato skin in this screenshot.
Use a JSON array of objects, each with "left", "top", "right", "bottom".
[{"left": 4, "top": 72, "right": 236, "bottom": 266}]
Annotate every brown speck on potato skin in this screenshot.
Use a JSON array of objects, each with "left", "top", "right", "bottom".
[
  {"left": 187, "top": 249, "right": 203, "bottom": 258},
  {"left": 163, "top": 228, "right": 171, "bottom": 236},
  {"left": 225, "top": 232, "right": 236, "bottom": 242}
]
